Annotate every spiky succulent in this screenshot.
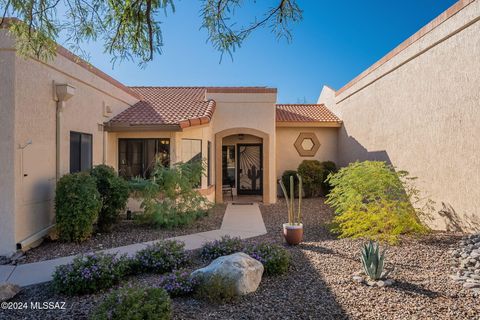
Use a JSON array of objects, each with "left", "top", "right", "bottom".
[{"left": 360, "top": 241, "right": 388, "bottom": 280}]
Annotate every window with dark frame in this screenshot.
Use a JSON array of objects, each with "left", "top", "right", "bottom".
[
  {"left": 118, "top": 138, "right": 170, "bottom": 179},
  {"left": 70, "top": 132, "right": 93, "bottom": 173},
  {"left": 207, "top": 141, "right": 212, "bottom": 186},
  {"left": 182, "top": 139, "right": 202, "bottom": 188}
]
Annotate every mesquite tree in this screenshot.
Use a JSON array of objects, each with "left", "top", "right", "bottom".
[{"left": 0, "top": 0, "right": 302, "bottom": 65}]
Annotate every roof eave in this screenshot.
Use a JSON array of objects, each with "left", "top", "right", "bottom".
[
  {"left": 276, "top": 121, "right": 342, "bottom": 128},
  {"left": 103, "top": 123, "right": 182, "bottom": 132}
]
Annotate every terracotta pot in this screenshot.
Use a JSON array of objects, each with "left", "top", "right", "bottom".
[{"left": 283, "top": 223, "right": 303, "bottom": 245}]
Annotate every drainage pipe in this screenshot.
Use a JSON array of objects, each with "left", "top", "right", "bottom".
[{"left": 54, "top": 83, "right": 75, "bottom": 180}]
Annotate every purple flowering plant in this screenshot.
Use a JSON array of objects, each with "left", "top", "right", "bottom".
[
  {"left": 244, "top": 243, "right": 291, "bottom": 275},
  {"left": 158, "top": 270, "right": 200, "bottom": 297},
  {"left": 133, "top": 240, "right": 189, "bottom": 274},
  {"left": 200, "top": 235, "right": 244, "bottom": 261},
  {"left": 52, "top": 252, "right": 131, "bottom": 295}
]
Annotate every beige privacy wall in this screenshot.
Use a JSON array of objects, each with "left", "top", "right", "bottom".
[
  {"left": 319, "top": 0, "right": 480, "bottom": 231},
  {"left": 0, "top": 30, "right": 138, "bottom": 255},
  {"left": 0, "top": 34, "right": 17, "bottom": 256},
  {"left": 275, "top": 127, "right": 338, "bottom": 177}
]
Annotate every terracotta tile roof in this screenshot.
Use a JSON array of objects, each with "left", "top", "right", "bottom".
[
  {"left": 276, "top": 104, "right": 341, "bottom": 123},
  {"left": 106, "top": 86, "right": 276, "bottom": 130},
  {"left": 106, "top": 87, "right": 216, "bottom": 129}
]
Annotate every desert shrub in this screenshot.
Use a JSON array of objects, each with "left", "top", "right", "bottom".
[
  {"left": 91, "top": 287, "right": 171, "bottom": 320},
  {"left": 90, "top": 165, "right": 130, "bottom": 233},
  {"left": 320, "top": 161, "right": 337, "bottom": 195},
  {"left": 131, "top": 160, "right": 213, "bottom": 228},
  {"left": 297, "top": 160, "right": 324, "bottom": 197},
  {"left": 158, "top": 270, "right": 200, "bottom": 297},
  {"left": 200, "top": 236, "right": 244, "bottom": 261},
  {"left": 52, "top": 253, "right": 130, "bottom": 295},
  {"left": 325, "top": 161, "right": 430, "bottom": 244},
  {"left": 195, "top": 274, "right": 237, "bottom": 303},
  {"left": 245, "top": 243, "right": 291, "bottom": 275},
  {"left": 281, "top": 170, "right": 300, "bottom": 197},
  {"left": 55, "top": 172, "right": 101, "bottom": 242},
  {"left": 133, "top": 240, "right": 189, "bottom": 274}
]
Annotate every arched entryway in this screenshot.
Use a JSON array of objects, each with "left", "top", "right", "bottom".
[{"left": 215, "top": 128, "right": 272, "bottom": 204}]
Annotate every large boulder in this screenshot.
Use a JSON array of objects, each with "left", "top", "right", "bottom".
[
  {"left": 192, "top": 252, "right": 264, "bottom": 295},
  {"left": 0, "top": 283, "right": 21, "bottom": 302}
]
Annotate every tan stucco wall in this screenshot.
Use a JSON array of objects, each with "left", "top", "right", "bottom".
[
  {"left": 0, "top": 39, "right": 17, "bottom": 255},
  {"left": 0, "top": 30, "right": 138, "bottom": 253},
  {"left": 275, "top": 127, "right": 338, "bottom": 178},
  {"left": 209, "top": 92, "right": 277, "bottom": 203},
  {"left": 319, "top": 1, "right": 480, "bottom": 230}
]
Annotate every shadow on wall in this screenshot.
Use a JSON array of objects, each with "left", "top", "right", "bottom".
[
  {"left": 338, "top": 127, "right": 479, "bottom": 233},
  {"left": 337, "top": 127, "right": 391, "bottom": 166},
  {"left": 438, "top": 202, "right": 480, "bottom": 232}
]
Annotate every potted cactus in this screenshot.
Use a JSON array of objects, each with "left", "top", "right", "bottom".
[{"left": 279, "top": 174, "right": 303, "bottom": 245}]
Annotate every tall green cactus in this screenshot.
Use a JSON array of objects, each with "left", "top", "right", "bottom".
[{"left": 279, "top": 174, "right": 303, "bottom": 225}]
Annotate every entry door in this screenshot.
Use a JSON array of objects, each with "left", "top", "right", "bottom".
[{"left": 237, "top": 144, "right": 263, "bottom": 195}]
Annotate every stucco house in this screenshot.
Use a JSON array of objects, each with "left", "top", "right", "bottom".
[
  {"left": 0, "top": 28, "right": 342, "bottom": 256},
  {"left": 0, "top": 0, "right": 478, "bottom": 256}
]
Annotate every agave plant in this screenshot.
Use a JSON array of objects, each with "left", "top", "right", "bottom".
[
  {"left": 360, "top": 241, "right": 389, "bottom": 280},
  {"left": 279, "top": 174, "right": 303, "bottom": 225}
]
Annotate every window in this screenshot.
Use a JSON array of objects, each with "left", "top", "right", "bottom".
[
  {"left": 70, "top": 132, "right": 92, "bottom": 173},
  {"left": 118, "top": 138, "right": 170, "bottom": 179},
  {"left": 207, "top": 141, "right": 212, "bottom": 186},
  {"left": 222, "top": 145, "right": 235, "bottom": 187},
  {"left": 182, "top": 139, "right": 202, "bottom": 164},
  {"left": 182, "top": 139, "right": 202, "bottom": 187}
]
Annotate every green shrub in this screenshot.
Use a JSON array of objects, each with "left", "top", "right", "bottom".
[
  {"left": 133, "top": 240, "right": 189, "bottom": 274},
  {"left": 131, "top": 161, "right": 213, "bottom": 228},
  {"left": 325, "top": 161, "right": 429, "bottom": 244},
  {"left": 200, "top": 236, "right": 244, "bottom": 261},
  {"left": 195, "top": 274, "right": 237, "bottom": 303},
  {"left": 52, "top": 253, "right": 131, "bottom": 295},
  {"left": 55, "top": 172, "right": 101, "bottom": 242},
  {"left": 297, "top": 160, "right": 324, "bottom": 197},
  {"left": 91, "top": 287, "right": 171, "bottom": 320},
  {"left": 90, "top": 165, "right": 130, "bottom": 233},
  {"left": 281, "top": 170, "right": 300, "bottom": 197},
  {"left": 320, "top": 161, "right": 337, "bottom": 195},
  {"left": 245, "top": 243, "right": 291, "bottom": 275}
]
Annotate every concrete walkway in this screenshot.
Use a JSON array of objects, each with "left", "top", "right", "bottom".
[{"left": 0, "top": 202, "right": 266, "bottom": 287}]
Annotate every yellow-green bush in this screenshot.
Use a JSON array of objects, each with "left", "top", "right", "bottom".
[{"left": 325, "top": 161, "right": 429, "bottom": 244}]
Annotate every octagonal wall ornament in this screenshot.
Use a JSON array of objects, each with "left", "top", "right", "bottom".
[{"left": 294, "top": 132, "right": 321, "bottom": 157}]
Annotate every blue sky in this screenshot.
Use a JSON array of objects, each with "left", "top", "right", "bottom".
[{"left": 70, "top": 0, "right": 457, "bottom": 103}]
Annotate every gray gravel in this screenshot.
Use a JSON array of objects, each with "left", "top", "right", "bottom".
[
  {"left": 2, "top": 198, "right": 479, "bottom": 320},
  {"left": 21, "top": 204, "right": 226, "bottom": 264}
]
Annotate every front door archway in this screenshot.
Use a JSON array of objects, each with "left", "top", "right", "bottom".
[{"left": 215, "top": 128, "right": 271, "bottom": 203}]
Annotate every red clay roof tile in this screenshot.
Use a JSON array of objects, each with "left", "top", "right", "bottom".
[
  {"left": 276, "top": 104, "right": 341, "bottom": 123},
  {"left": 106, "top": 87, "right": 215, "bottom": 129}
]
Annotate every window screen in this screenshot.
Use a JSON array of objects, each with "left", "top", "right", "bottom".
[
  {"left": 118, "top": 138, "right": 170, "bottom": 179},
  {"left": 207, "top": 141, "right": 212, "bottom": 186},
  {"left": 182, "top": 139, "right": 202, "bottom": 164},
  {"left": 70, "top": 132, "right": 93, "bottom": 173}
]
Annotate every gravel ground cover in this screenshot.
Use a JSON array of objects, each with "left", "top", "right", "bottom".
[
  {"left": 21, "top": 204, "right": 226, "bottom": 264},
  {"left": 3, "top": 198, "right": 479, "bottom": 320}
]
